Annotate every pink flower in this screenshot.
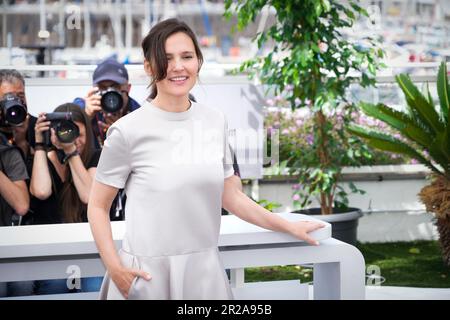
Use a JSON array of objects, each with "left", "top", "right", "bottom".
[
  {"left": 410, "top": 158, "right": 419, "bottom": 164},
  {"left": 292, "top": 184, "right": 300, "bottom": 190},
  {"left": 266, "top": 99, "right": 275, "bottom": 106},
  {"left": 282, "top": 128, "right": 290, "bottom": 135},
  {"left": 296, "top": 119, "right": 303, "bottom": 126},
  {"left": 319, "top": 41, "right": 328, "bottom": 53},
  {"left": 285, "top": 84, "right": 294, "bottom": 91},
  {"left": 294, "top": 98, "right": 301, "bottom": 105},
  {"left": 293, "top": 194, "right": 300, "bottom": 201}
]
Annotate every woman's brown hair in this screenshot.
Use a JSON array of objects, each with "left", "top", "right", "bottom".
[
  {"left": 141, "top": 18, "right": 203, "bottom": 99},
  {"left": 53, "top": 103, "right": 94, "bottom": 223}
]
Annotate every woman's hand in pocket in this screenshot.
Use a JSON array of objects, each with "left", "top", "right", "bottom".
[{"left": 110, "top": 266, "right": 152, "bottom": 299}]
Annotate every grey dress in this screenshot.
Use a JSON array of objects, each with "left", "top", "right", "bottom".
[{"left": 95, "top": 100, "right": 234, "bottom": 299}]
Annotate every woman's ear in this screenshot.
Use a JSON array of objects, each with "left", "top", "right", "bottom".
[{"left": 144, "top": 60, "right": 153, "bottom": 77}]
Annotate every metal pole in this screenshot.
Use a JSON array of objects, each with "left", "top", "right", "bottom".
[
  {"left": 142, "top": 0, "right": 151, "bottom": 37},
  {"left": 83, "top": 0, "right": 91, "bottom": 49},
  {"left": 58, "top": 0, "right": 66, "bottom": 47},
  {"left": 2, "top": 0, "right": 7, "bottom": 47},
  {"left": 39, "top": 0, "right": 46, "bottom": 33},
  {"left": 125, "top": 0, "right": 132, "bottom": 52}
]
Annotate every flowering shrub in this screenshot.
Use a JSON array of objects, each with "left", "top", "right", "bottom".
[
  {"left": 263, "top": 94, "right": 413, "bottom": 209},
  {"left": 264, "top": 99, "right": 412, "bottom": 169}
]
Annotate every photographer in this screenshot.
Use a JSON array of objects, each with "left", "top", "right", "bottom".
[
  {"left": 73, "top": 58, "right": 141, "bottom": 149},
  {"left": 0, "top": 69, "right": 37, "bottom": 175},
  {"left": 31, "top": 103, "right": 104, "bottom": 294},
  {"left": 0, "top": 129, "right": 32, "bottom": 297},
  {"left": 30, "top": 103, "right": 98, "bottom": 224},
  {"left": 0, "top": 132, "right": 30, "bottom": 225}
]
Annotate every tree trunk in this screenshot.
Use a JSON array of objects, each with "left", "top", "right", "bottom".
[
  {"left": 436, "top": 218, "right": 450, "bottom": 266},
  {"left": 419, "top": 176, "right": 450, "bottom": 265},
  {"left": 316, "top": 110, "right": 332, "bottom": 215}
]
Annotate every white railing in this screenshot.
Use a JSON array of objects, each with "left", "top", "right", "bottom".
[{"left": 0, "top": 213, "right": 366, "bottom": 300}]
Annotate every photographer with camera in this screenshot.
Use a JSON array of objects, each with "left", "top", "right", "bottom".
[
  {"left": 0, "top": 129, "right": 30, "bottom": 226},
  {"left": 31, "top": 103, "right": 105, "bottom": 294},
  {"left": 73, "top": 58, "right": 141, "bottom": 149},
  {"left": 0, "top": 108, "right": 32, "bottom": 297},
  {"left": 30, "top": 103, "right": 98, "bottom": 224},
  {"left": 0, "top": 69, "right": 37, "bottom": 175}
]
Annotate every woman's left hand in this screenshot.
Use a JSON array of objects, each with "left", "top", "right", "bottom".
[
  {"left": 50, "top": 128, "right": 77, "bottom": 154},
  {"left": 287, "top": 220, "right": 326, "bottom": 246}
]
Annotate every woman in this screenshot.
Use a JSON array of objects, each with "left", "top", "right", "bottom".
[
  {"left": 31, "top": 103, "right": 97, "bottom": 224},
  {"left": 88, "top": 18, "right": 324, "bottom": 300},
  {"left": 31, "top": 103, "right": 102, "bottom": 294}
]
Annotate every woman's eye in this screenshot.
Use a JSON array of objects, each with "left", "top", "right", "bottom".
[{"left": 183, "top": 56, "right": 193, "bottom": 59}]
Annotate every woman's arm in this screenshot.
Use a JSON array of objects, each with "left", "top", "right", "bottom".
[
  {"left": 222, "top": 175, "right": 324, "bottom": 245},
  {"left": 0, "top": 172, "right": 29, "bottom": 215},
  {"left": 30, "top": 113, "right": 52, "bottom": 199},
  {"left": 88, "top": 180, "right": 150, "bottom": 298}
]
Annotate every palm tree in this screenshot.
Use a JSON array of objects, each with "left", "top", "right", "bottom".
[{"left": 348, "top": 62, "right": 450, "bottom": 265}]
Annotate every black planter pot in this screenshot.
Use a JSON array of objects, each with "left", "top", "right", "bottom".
[{"left": 291, "top": 207, "right": 363, "bottom": 245}]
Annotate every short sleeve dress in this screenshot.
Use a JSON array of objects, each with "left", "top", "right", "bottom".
[{"left": 95, "top": 100, "right": 235, "bottom": 300}]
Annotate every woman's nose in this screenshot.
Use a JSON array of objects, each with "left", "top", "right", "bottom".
[{"left": 173, "top": 58, "right": 184, "bottom": 70}]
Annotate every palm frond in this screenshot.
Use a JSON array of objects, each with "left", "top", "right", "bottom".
[
  {"left": 347, "top": 124, "right": 443, "bottom": 175},
  {"left": 437, "top": 62, "right": 449, "bottom": 123},
  {"left": 396, "top": 73, "right": 444, "bottom": 134},
  {"left": 359, "top": 102, "right": 433, "bottom": 148}
]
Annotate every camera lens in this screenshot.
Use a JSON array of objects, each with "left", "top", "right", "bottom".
[
  {"left": 5, "top": 104, "right": 27, "bottom": 126},
  {"left": 55, "top": 120, "right": 79, "bottom": 143},
  {"left": 0, "top": 94, "right": 27, "bottom": 126},
  {"left": 101, "top": 90, "right": 123, "bottom": 113}
]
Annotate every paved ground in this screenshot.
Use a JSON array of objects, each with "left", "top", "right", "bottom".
[
  {"left": 305, "top": 285, "right": 450, "bottom": 300},
  {"left": 365, "top": 286, "right": 450, "bottom": 300},
  {"left": 358, "top": 210, "right": 439, "bottom": 242}
]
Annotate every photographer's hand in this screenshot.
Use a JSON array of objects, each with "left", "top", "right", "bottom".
[
  {"left": 34, "top": 113, "right": 50, "bottom": 144},
  {"left": 85, "top": 87, "right": 102, "bottom": 119}
]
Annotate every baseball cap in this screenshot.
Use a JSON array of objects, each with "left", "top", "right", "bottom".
[{"left": 93, "top": 58, "right": 129, "bottom": 85}]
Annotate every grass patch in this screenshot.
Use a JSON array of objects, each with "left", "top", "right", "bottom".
[{"left": 244, "top": 240, "right": 450, "bottom": 288}]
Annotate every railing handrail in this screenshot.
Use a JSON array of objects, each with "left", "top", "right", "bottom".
[{"left": 1, "top": 62, "right": 447, "bottom": 84}]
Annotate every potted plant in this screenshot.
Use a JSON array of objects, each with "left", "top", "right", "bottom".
[
  {"left": 224, "top": 0, "right": 384, "bottom": 244},
  {"left": 348, "top": 61, "right": 450, "bottom": 265}
]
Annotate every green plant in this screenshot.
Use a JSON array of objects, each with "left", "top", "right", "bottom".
[
  {"left": 263, "top": 104, "right": 413, "bottom": 209},
  {"left": 224, "top": 0, "right": 384, "bottom": 214},
  {"left": 348, "top": 62, "right": 450, "bottom": 265},
  {"left": 257, "top": 199, "right": 283, "bottom": 212}
]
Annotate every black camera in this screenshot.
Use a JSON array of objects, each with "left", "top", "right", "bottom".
[
  {"left": 98, "top": 88, "right": 124, "bottom": 113},
  {"left": 43, "top": 112, "right": 80, "bottom": 146},
  {"left": 0, "top": 93, "right": 27, "bottom": 127}
]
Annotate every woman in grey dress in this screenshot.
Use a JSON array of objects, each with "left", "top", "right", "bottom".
[{"left": 87, "top": 18, "right": 325, "bottom": 300}]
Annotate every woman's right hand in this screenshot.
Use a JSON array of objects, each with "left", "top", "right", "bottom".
[
  {"left": 34, "top": 112, "right": 51, "bottom": 144},
  {"left": 110, "top": 266, "right": 152, "bottom": 299}
]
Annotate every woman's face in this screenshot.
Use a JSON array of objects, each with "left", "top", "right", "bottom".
[
  {"left": 74, "top": 121, "right": 87, "bottom": 154},
  {"left": 154, "top": 32, "right": 199, "bottom": 99}
]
